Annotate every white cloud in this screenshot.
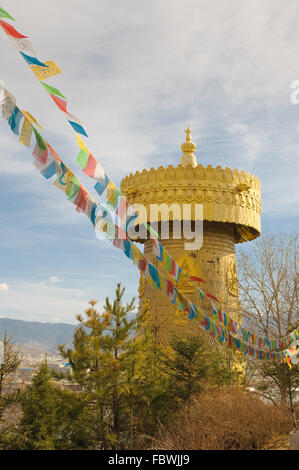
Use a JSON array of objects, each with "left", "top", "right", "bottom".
[
  {"left": 0, "top": 0, "right": 298, "bottom": 203},
  {"left": 0, "top": 283, "right": 10, "bottom": 291},
  {"left": 0, "top": 280, "right": 90, "bottom": 323},
  {"left": 0, "top": 0, "right": 298, "bottom": 324},
  {"left": 48, "top": 276, "right": 63, "bottom": 284}
]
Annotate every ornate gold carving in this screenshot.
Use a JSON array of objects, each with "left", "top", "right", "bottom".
[
  {"left": 227, "top": 260, "right": 238, "bottom": 297},
  {"left": 177, "top": 259, "right": 197, "bottom": 295},
  {"left": 121, "top": 163, "right": 261, "bottom": 243},
  {"left": 237, "top": 182, "right": 251, "bottom": 192}
]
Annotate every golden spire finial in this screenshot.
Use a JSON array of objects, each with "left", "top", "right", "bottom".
[
  {"left": 180, "top": 125, "right": 197, "bottom": 168},
  {"left": 184, "top": 124, "right": 192, "bottom": 142}
]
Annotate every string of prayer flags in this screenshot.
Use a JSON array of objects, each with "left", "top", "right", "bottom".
[
  {"left": 0, "top": 7, "right": 297, "bottom": 359},
  {"left": 151, "top": 231, "right": 297, "bottom": 353},
  {"left": 1, "top": 85, "right": 297, "bottom": 357},
  {"left": 0, "top": 7, "right": 136, "bottom": 236},
  {"left": 1, "top": 92, "right": 296, "bottom": 365},
  {"left": 0, "top": 4, "right": 223, "bottom": 309},
  {"left": 0, "top": 10, "right": 89, "bottom": 140}
]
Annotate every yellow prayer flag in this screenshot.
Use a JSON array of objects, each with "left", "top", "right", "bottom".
[
  {"left": 106, "top": 181, "right": 117, "bottom": 205},
  {"left": 30, "top": 61, "right": 62, "bottom": 80},
  {"left": 22, "top": 110, "right": 43, "bottom": 130},
  {"left": 132, "top": 244, "right": 143, "bottom": 265},
  {"left": 19, "top": 119, "right": 33, "bottom": 147},
  {"left": 76, "top": 133, "right": 89, "bottom": 153}
]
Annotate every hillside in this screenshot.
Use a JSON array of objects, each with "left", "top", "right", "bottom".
[{"left": 0, "top": 318, "right": 78, "bottom": 354}]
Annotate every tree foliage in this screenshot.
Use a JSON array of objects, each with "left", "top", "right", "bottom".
[{"left": 238, "top": 233, "right": 299, "bottom": 417}]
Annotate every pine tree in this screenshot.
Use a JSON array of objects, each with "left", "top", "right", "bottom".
[
  {"left": 0, "top": 332, "right": 21, "bottom": 418},
  {"left": 59, "top": 283, "right": 139, "bottom": 449},
  {"left": 160, "top": 335, "right": 209, "bottom": 403},
  {"left": 19, "top": 361, "right": 58, "bottom": 449}
]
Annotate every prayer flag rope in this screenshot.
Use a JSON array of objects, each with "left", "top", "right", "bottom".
[
  {"left": 0, "top": 6, "right": 297, "bottom": 353},
  {"left": 0, "top": 87, "right": 297, "bottom": 366}
]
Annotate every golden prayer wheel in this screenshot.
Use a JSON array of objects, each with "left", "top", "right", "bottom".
[{"left": 121, "top": 127, "right": 261, "bottom": 342}]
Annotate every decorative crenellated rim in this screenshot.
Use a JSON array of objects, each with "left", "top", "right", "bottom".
[{"left": 120, "top": 163, "right": 261, "bottom": 244}]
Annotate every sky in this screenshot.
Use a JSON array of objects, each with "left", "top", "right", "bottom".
[{"left": 0, "top": 0, "right": 298, "bottom": 324}]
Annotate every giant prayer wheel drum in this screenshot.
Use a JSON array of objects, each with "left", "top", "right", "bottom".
[{"left": 121, "top": 128, "right": 261, "bottom": 342}]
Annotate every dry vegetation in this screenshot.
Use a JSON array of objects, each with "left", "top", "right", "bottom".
[{"left": 152, "top": 388, "right": 293, "bottom": 450}]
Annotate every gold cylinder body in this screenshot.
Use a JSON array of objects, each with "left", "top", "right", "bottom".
[{"left": 121, "top": 162, "right": 261, "bottom": 342}]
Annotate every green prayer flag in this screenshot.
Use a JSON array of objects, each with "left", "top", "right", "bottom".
[
  {"left": 165, "top": 253, "right": 172, "bottom": 272},
  {"left": 77, "top": 149, "right": 89, "bottom": 168},
  {"left": 146, "top": 223, "right": 159, "bottom": 239},
  {"left": 41, "top": 82, "right": 66, "bottom": 99},
  {"left": 0, "top": 6, "right": 15, "bottom": 20},
  {"left": 66, "top": 176, "right": 80, "bottom": 200},
  {"left": 33, "top": 128, "right": 47, "bottom": 155},
  {"left": 112, "top": 188, "right": 122, "bottom": 209}
]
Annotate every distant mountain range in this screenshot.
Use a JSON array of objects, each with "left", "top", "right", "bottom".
[{"left": 0, "top": 318, "right": 78, "bottom": 354}]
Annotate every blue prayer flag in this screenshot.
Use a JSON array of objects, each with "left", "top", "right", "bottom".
[
  {"left": 8, "top": 106, "right": 23, "bottom": 135},
  {"left": 94, "top": 174, "right": 110, "bottom": 196},
  {"left": 20, "top": 51, "right": 48, "bottom": 67},
  {"left": 41, "top": 160, "right": 56, "bottom": 179},
  {"left": 68, "top": 120, "right": 88, "bottom": 137}
]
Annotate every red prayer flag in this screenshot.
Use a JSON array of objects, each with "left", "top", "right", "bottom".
[
  {"left": 75, "top": 187, "right": 87, "bottom": 212},
  {"left": 139, "top": 259, "right": 147, "bottom": 272},
  {"left": 50, "top": 94, "right": 68, "bottom": 113},
  {"left": 229, "top": 318, "right": 236, "bottom": 334},
  {"left": 116, "top": 196, "right": 128, "bottom": 219},
  {"left": 218, "top": 308, "right": 223, "bottom": 323},
  {"left": 46, "top": 142, "right": 61, "bottom": 162},
  {"left": 206, "top": 293, "right": 220, "bottom": 303},
  {"left": 190, "top": 276, "right": 205, "bottom": 283},
  {"left": 170, "top": 259, "right": 176, "bottom": 276},
  {"left": 166, "top": 279, "right": 174, "bottom": 296},
  {"left": 33, "top": 143, "right": 48, "bottom": 164},
  {"left": 0, "top": 20, "right": 27, "bottom": 38},
  {"left": 83, "top": 154, "right": 97, "bottom": 177}
]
